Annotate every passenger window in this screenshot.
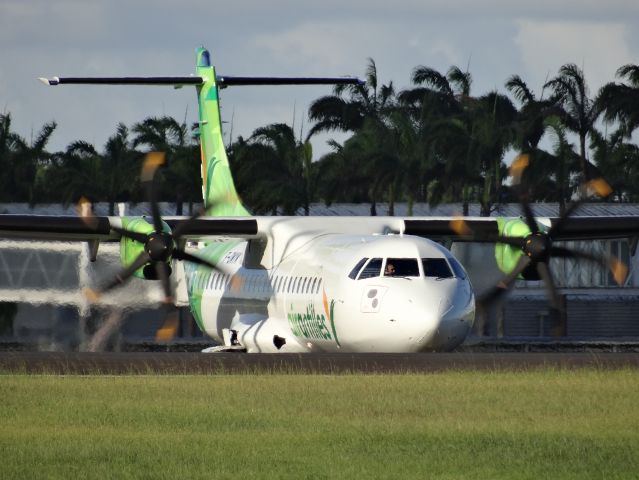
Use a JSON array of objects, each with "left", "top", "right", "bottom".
[
  {"left": 422, "top": 258, "right": 453, "bottom": 278},
  {"left": 385, "top": 258, "right": 419, "bottom": 277},
  {"left": 348, "top": 258, "right": 369, "bottom": 279},
  {"left": 358, "top": 258, "right": 382, "bottom": 279},
  {"left": 316, "top": 278, "right": 322, "bottom": 293},
  {"left": 311, "top": 278, "right": 317, "bottom": 293}
]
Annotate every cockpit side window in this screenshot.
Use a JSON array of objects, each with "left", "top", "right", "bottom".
[
  {"left": 448, "top": 256, "right": 467, "bottom": 279},
  {"left": 348, "top": 258, "right": 369, "bottom": 279},
  {"left": 385, "top": 258, "right": 420, "bottom": 277},
  {"left": 358, "top": 258, "right": 383, "bottom": 279},
  {"left": 422, "top": 258, "right": 453, "bottom": 278}
]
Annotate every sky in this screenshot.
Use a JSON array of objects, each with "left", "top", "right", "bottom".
[{"left": 1, "top": 0, "right": 638, "bottom": 158}]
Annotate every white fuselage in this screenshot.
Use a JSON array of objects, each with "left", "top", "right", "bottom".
[{"left": 185, "top": 231, "right": 475, "bottom": 353}]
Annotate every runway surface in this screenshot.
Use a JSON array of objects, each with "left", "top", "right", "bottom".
[{"left": 1, "top": 351, "right": 639, "bottom": 374}]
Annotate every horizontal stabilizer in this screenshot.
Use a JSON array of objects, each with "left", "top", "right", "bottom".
[
  {"left": 216, "top": 76, "right": 365, "bottom": 88},
  {"left": 38, "top": 76, "right": 204, "bottom": 86},
  {"left": 38, "top": 75, "right": 364, "bottom": 89}
]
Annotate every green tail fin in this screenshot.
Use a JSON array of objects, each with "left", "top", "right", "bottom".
[{"left": 195, "top": 47, "right": 250, "bottom": 217}]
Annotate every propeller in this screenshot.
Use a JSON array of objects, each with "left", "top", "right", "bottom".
[
  {"left": 452, "top": 154, "right": 628, "bottom": 322},
  {"left": 84, "top": 152, "right": 221, "bottom": 305}
]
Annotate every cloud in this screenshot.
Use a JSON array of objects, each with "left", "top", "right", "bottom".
[
  {"left": 515, "top": 20, "right": 635, "bottom": 93},
  {"left": 253, "top": 21, "right": 376, "bottom": 75}
]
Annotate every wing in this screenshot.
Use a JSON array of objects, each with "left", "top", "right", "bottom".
[
  {"left": 0, "top": 215, "right": 260, "bottom": 242},
  {"left": 402, "top": 216, "right": 639, "bottom": 241}
]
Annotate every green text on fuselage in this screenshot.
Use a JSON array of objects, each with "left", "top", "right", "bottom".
[{"left": 288, "top": 304, "right": 332, "bottom": 341}]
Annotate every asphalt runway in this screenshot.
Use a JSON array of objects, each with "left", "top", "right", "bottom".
[{"left": 1, "top": 351, "right": 639, "bottom": 374}]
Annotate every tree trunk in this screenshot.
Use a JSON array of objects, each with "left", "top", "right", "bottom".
[{"left": 579, "top": 133, "right": 588, "bottom": 182}]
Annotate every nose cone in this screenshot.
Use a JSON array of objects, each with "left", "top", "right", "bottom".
[{"left": 413, "top": 278, "right": 475, "bottom": 351}]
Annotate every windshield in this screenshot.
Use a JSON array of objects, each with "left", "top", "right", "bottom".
[
  {"left": 384, "top": 258, "right": 420, "bottom": 277},
  {"left": 422, "top": 258, "right": 453, "bottom": 278},
  {"left": 359, "top": 258, "right": 383, "bottom": 279}
]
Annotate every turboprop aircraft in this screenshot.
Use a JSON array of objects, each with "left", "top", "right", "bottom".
[{"left": 3, "top": 46, "right": 636, "bottom": 353}]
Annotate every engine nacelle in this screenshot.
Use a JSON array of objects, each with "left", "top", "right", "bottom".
[
  {"left": 494, "top": 217, "right": 544, "bottom": 281},
  {"left": 119, "top": 216, "right": 173, "bottom": 279}
]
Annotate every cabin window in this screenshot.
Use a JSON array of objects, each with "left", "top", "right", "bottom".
[
  {"left": 310, "top": 278, "right": 317, "bottom": 293},
  {"left": 348, "top": 258, "right": 369, "bottom": 279},
  {"left": 448, "top": 257, "right": 467, "bottom": 279},
  {"left": 422, "top": 258, "right": 453, "bottom": 278},
  {"left": 291, "top": 277, "right": 298, "bottom": 293},
  {"left": 385, "top": 258, "right": 419, "bottom": 277},
  {"left": 316, "top": 278, "right": 322, "bottom": 293},
  {"left": 358, "top": 258, "right": 382, "bottom": 279}
]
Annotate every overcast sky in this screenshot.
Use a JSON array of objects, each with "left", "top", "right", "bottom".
[{"left": 1, "top": 0, "right": 637, "bottom": 158}]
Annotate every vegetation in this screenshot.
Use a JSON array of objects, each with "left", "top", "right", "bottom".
[
  {"left": 1, "top": 370, "right": 638, "bottom": 479},
  {"left": 2, "top": 61, "right": 639, "bottom": 215}
]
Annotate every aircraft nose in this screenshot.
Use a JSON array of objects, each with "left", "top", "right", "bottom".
[{"left": 412, "top": 280, "right": 474, "bottom": 351}]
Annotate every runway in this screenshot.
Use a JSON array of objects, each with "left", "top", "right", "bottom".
[{"left": 1, "top": 351, "right": 639, "bottom": 374}]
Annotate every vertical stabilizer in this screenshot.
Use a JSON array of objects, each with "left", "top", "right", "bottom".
[{"left": 195, "top": 48, "right": 250, "bottom": 217}]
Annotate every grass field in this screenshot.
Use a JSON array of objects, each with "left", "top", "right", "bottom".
[{"left": 1, "top": 370, "right": 638, "bottom": 479}]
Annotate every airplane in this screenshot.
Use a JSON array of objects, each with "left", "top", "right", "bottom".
[{"left": 2, "top": 46, "right": 636, "bottom": 353}]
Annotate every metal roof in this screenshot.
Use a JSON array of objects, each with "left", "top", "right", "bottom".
[{"left": 3, "top": 202, "right": 639, "bottom": 217}]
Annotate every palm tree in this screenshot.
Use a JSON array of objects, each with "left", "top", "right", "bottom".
[
  {"left": 0, "top": 114, "right": 57, "bottom": 203},
  {"left": 541, "top": 116, "right": 580, "bottom": 212},
  {"left": 314, "top": 140, "right": 372, "bottom": 210},
  {"left": 590, "top": 127, "right": 639, "bottom": 201},
  {"left": 39, "top": 141, "right": 101, "bottom": 205},
  {"left": 544, "top": 64, "right": 602, "bottom": 181},
  {"left": 307, "top": 58, "right": 395, "bottom": 138},
  {"left": 470, "top": 91, "right": 518, "bottom": 216},
  {"left": 307, "top": 59, "right": 398, "bottom": 214},
  {"left": 231, "top": 124, "right": 316, "bottom": 215},
  {"left": 599, "top": 64, "right": 639, "bottom": 137},
  {"left": 399, "top": 65, "right": 478, "bottom": 214},
  {"left": 102, "top": 123, "right": 139, "bottom": 215},
  {"left": 132, "top": 116, "right": 196, "bottom": 214},
  {"left": 505, "top": 75, "right": 569, "bottom": 207}
]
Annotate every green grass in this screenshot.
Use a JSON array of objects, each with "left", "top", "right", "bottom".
[{"left": 1, "top": 370, "right": 638, "bottom": 479}]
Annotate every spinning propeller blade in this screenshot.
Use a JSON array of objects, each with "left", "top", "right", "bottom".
[
  {"left": 85, "top": 152, "right": 224, "bottom": 304},
  {"left": 473, "top": 159, "right": 627, "bottom": 318}
]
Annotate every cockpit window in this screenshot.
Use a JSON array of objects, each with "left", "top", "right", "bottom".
[
  {"left": 448, "top": 256, "right": 467, "bottom": 279},
  {"left": 422, "top": 258, "right": 453, "bottom": 278},
  {"left": 385, "top": 258, "right": 420, "bottom": 277},
  {"left": 358, "top": 258, "right": 383, "bottom": 279},
  {"left": 348, "top": 258, "right": 369, "bottom": 279}
]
